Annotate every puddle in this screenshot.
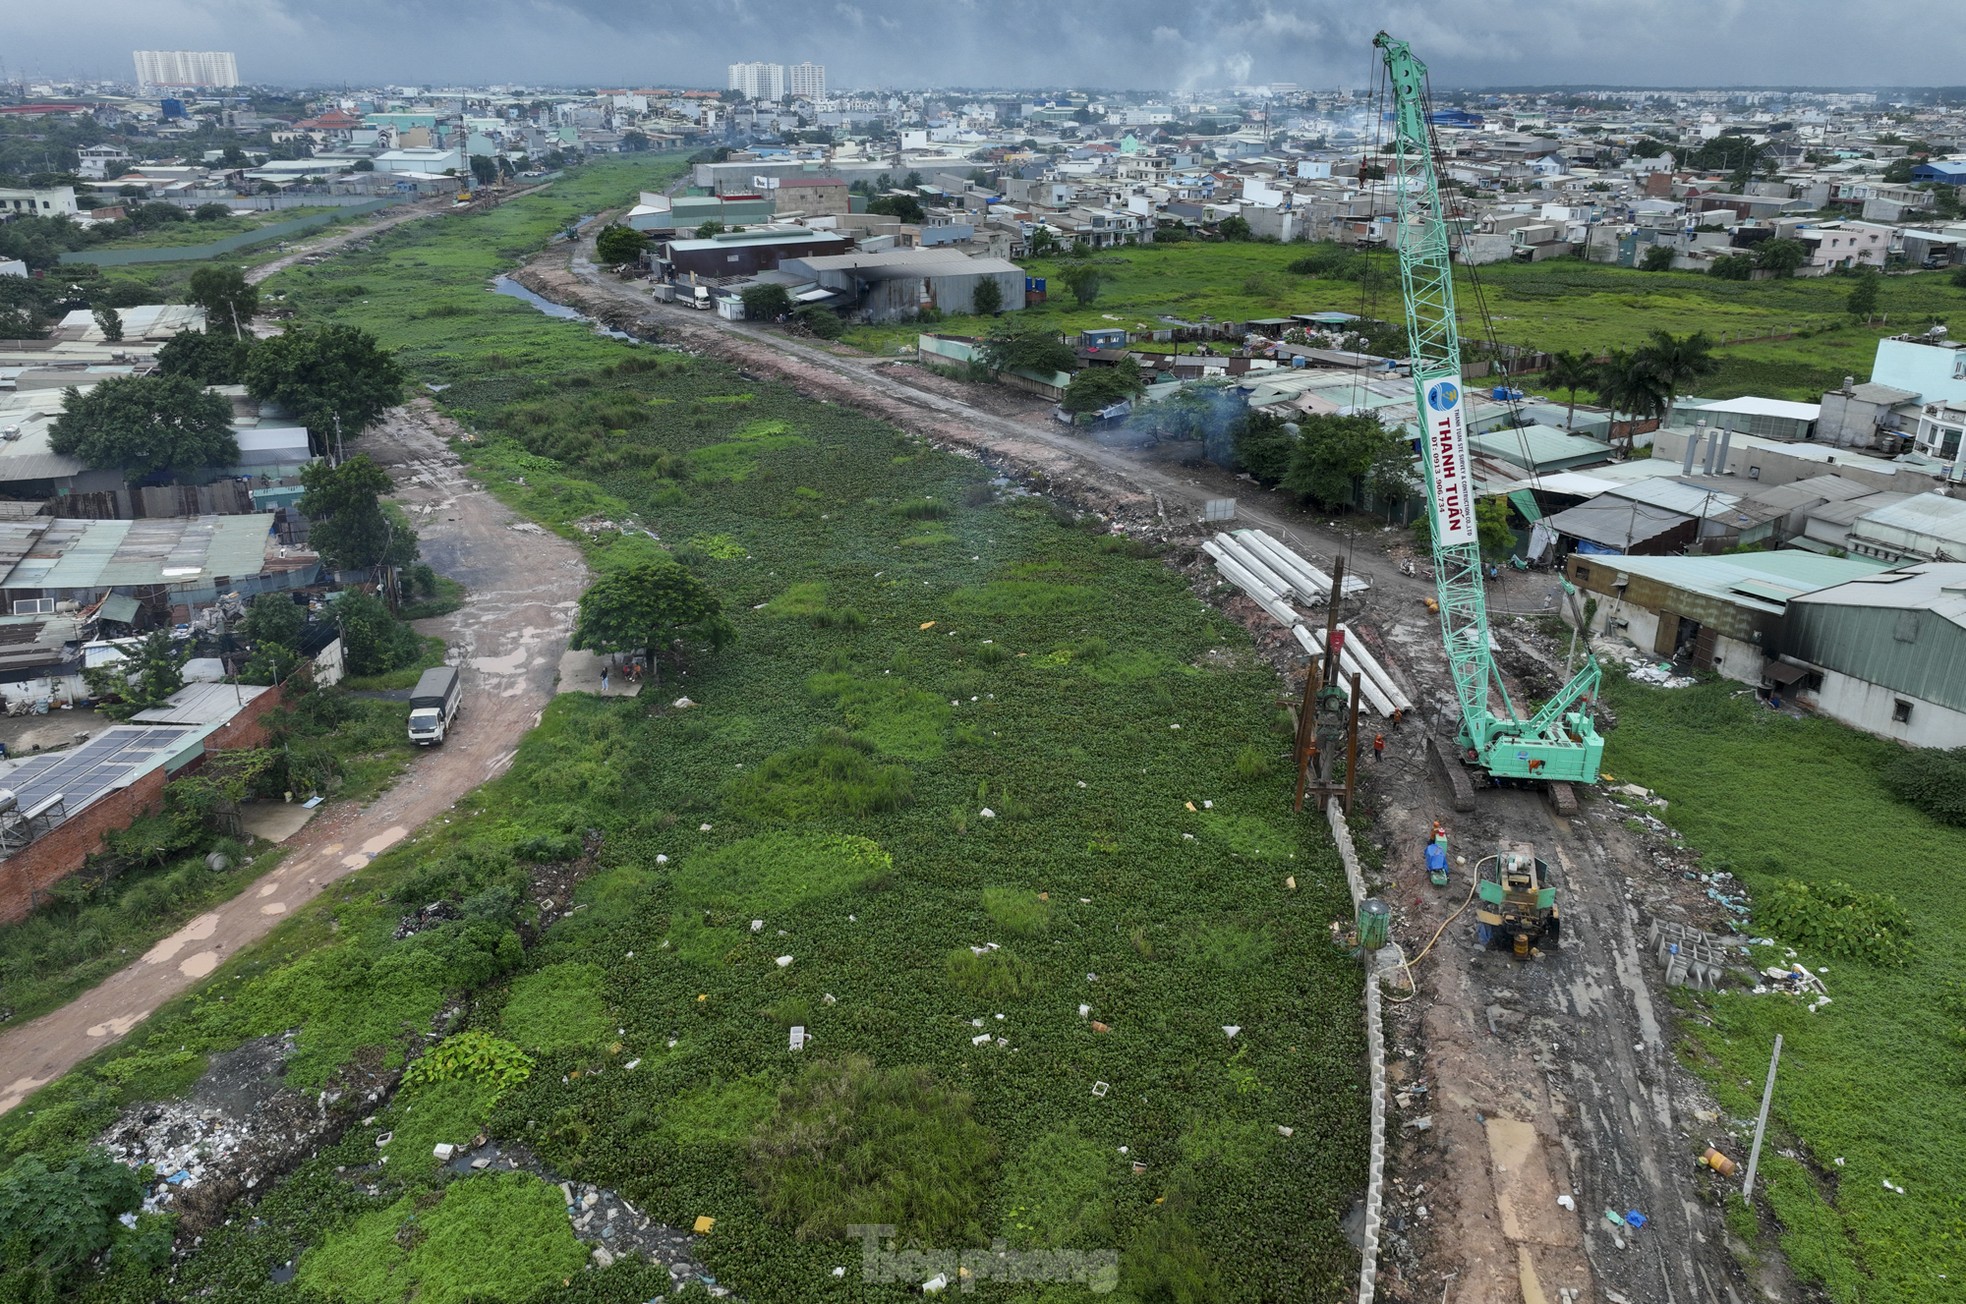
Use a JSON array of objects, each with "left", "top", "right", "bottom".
[{"left": 489, "top": 274, "right": 638, "bottom": 342}]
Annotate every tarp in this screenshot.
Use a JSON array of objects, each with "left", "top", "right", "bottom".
[{"left": 1508, "top": 489, "right": 1544, "bottom": 523}]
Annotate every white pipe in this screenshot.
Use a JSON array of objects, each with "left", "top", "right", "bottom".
[
  {"left": 1336, "top": 622, "right": 1414, "bottom": 713},
  {"left": 1211, "top": 533, "right": 1302, "bottom": 602},
  {"left": 1230, "top": 531, "right": 1328, "bottom": 604},
  {"left": 1204, "top": 545, "right": 1300, "bottom": 627},
  {"left": 1239, "top": 529, "right": 1371, "bottom": 600},
  {"left": 1295, "top": 625, "right": 1397, "bottom": 717}
]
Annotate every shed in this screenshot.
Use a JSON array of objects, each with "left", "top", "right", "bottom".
[{"left": 1784, "top": 563, "right": 1966, "bottom": 746}]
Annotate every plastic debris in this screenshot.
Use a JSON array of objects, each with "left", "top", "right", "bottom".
[
  {"left": 750, "top": 920, "right": 764, "bottom": 932},
  {"left": 374, "top": 1133, "right": 393, "bottom": 1148},
  {"left": 1223, "top": 1025, "right": 1241, "bottom": 1039},
  {"left": 624, "top": 1058, "right": 641, "bottom": 1071},
  {"left": 698, "top": 823, "right": 713, "bottom": 832},
  {"left": 672, "top": 697, "right": 696, "bottom": 709},
  {"left": 1277, "top": 1125, "right": 1295, "bottom": 1138},
  {"left": 920, "top": 621, "right": 936, "bottom": 630},
  {"left": 1090, "top": 1020, "right": 1111, "bottom": 1034},
  {"left": 1625, "top": 1211, "right": 1647, "bottom": 1230},
  {"left": 923, "top": 1274, "right": 949, "bottom": 1294},
  {"left": 1285, "top": 876, "right": 1297, "bottom": 890},
  {"left": 832, "top": 1266, "right": 846, "bottom": 1278},
  {"left": 972, "top": 1033, "right": 992, "bottom": 1046},
  {"left": 1557, "top": 1194, "right": 1576, "bottom": 1211},
  {"left": 1603, "top": 1210, "right": 1625, "bottom": 1227},
  {"left": 1091, "top": 1081, "right": 1110, "bottom": 1098},
  {"left": 1078, "top": 1003, "right": 1092, "bottom": 1017},
  {"left": 775, "top": 955, "right": 793, "bottom": 968},
  {"left": 693, "top": 1215, "right": 716, "bottom": 1234},
  {"left": 979, "top": 808, "right": 996, "bottom": 818},
  {"left": 433, "top": 1143, "right": 455, "bottom": 1160},
  {"left": 655, "top": 854, "right": 669, "bottom": 865}
]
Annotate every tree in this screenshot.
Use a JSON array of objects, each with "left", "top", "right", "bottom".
[
  {"left": 1234, "top": 410, "right": 1298, "bottom": 484},
  {"left": 1057, "top": 260, "right": 1103, "bottom": 306},
  {"left": 1027, "top": 226, "right": 1061, "bottom": 258},
  {"left": 0, "top": 308, "right": 43, "bottom": 340},
  {"left": 792, "top": 305, "right": 845, "bottom": 339},
  {"left": 0, "top": 1148, "right": 144, "bottom": 1287},
  {"left": 902, "top": 170, "right": 924, "bottom": 190},
  {"left": 572, "top": 560, "right": 733, "bottom": 685},
  {"left": 1708, "top": 253, "right": 1755, "bottom": 280},
  {"left": 970, "top": 276, "right": 1003, "bottom": 316},
  {"left": 49, "top": 375, "right": 238, "bottom": 483},
  {"left": 83, "top": 631, "right": 190, "bottom": 718},
  {"left": 1848, "top": 267, "right": 1881, "bottom": 321},
  {"left": 1595, "top": 348, "right": 1671, "bottom": 424},
  {"left": 1475, "top": 497, "right": 1516, "bottom": 559},
  {"left": 1216, "top": 215, "right": 1253, "bottom": 242},
  {"left": 622, "top": 129, "right": 650, "bottom": 152},
  {"left": 297, "top": 454, "right": 418, "bottom": 575},
  {"left": 468, "top": 154, "right": 498, "bottom": 188},
  {"left": 192, "top": 202, "right": 231, "bottom": 221},
  {"left": 156, "top": 327, "right": 253, "bottom": 385},
  {"left": 979, "top": 320, "right": 1074, "bottom": 376},
  {"left": 332, "top": 588, "right": 422, "bottom": 675},
  {"left": 352, "top": 158, "right": 375, "bottom": 172},
  {"left": 1061, "top": 365, "right": 1145, "bottom": 417},
  {"left": 694, "top": 220, "right": 727, "bottom": 239},
  {"left": 867, "top": 193, "right": 926, "bottom": 224},
  {"left": 1629, "top": 138, "right": 1668, "bottom": 159},
  {"left": 1541, "top": 350, "right": 1597, "bottom": 429},
  {"left": 1754, "top": 237, "right": 1808, "bottom": 278},
  {"left": 240, "top": 592, "right": 305, "bottom": 649},
  {"left": 244, "top": 324, "right": 405, "bottom": 454},
  {"left": 1634, "top": 330, "right": 1718, "bottom": 408},
  {"left": 594, "top": 223, "right": 647, "bottom": 266},
  {"left": 740, "top": 283, "right": 793, "bottom": 320},
  {"left": 92, "top": 306, "right": 122, "bottom": 342},
  {"left": 1280, "top": 413, "right": 1414, "bottom": 509},
  {"left": 1638, "top": 245, "right": 1675, "bottom": 272},
  {"left": 186, "top": 265, "right": 259, "bottom": 338}
]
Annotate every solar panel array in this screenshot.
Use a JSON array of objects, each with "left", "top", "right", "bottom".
[{"left": 0, "top": 726, "right": 197, "bottom": 813}]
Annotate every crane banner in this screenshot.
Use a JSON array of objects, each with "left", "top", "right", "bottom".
[{"left": 1422, "top": 377, "right": 1477, "bottom": 546}]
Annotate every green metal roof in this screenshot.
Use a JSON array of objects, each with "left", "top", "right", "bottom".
[
  {"left": 1601, "top": 551, "right": 1891, "bottom": 615},
  {"left": 1468, "top": 425, "right": 1613, "bottom": 471}
]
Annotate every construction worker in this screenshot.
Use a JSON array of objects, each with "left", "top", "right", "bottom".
[
  {"left": 1390, "top": 707, "right": 1404, "bottom": 732},
  {"left": 1373, "top": 733, "right": 1386, "bottom": 762}
]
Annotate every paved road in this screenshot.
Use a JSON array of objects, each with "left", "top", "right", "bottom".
[{"left": 0, "top": 402, "right": 585, "bottom": 1117}]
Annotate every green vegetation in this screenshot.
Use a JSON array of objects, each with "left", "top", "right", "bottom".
[
  {"left": 49, "top": 374, "right": 238, "bottom": 482},
  {"left": 841, "top": 242, "right": 1966, "bottom": 399},
  {"left": 1604, "top": 674, "right": 1966, "bottom": 1303},
  {"left": 1881, "top": 745, "right": 1966, "bottom": 826},
  {"left": 0, "top": 156, "right": 1366, "bottom": 1303}
]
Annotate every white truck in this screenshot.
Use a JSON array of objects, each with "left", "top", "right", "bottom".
[
  {"left": 407, "top": 666, "right": 462, "bottom": 746},
  {"left": 690, "top": 284, "right": 713, "bottom": 310}
]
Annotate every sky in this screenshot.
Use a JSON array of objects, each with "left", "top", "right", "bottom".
[{"left": 8, "top": 0, "right": 1956, "bottom": 92}]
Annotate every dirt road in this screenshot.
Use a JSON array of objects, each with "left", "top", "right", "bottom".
[
  {"left": 515, "top": 234, "right": 1753, "bottom": 1304},
  {"left": 0, "top": 402, "right": 585, "bottom": 1117}
]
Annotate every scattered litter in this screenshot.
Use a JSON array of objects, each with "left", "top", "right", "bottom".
[
  {"left": 433, "top": 1143, "right": 455, "bottom": 1161},
  {"left": 1184, "top": 801, "right": 1197, "bottom": 812},
  {"left": 1405, "top": 1116, "right": 1433, "bottom": 1132},
  {"left": 1557, "top": 1195, "right": 1575, "bottom": 1211},
  {"left": 1182, "top": 833, "right": 1196, "bottom": 841},
  {"left": 1628, "top": 662, "right": 1697, "bottom": 689},
  {"left": 698, "top": 823, "right": 713, "bottom": 832},
  {"left": 1277, "top": 1126, "right": 1295, "bottom": 1138},
  {"left": 693, "top": 1216, "right": 716, "bottom": 1234},
  {"left": 1222, "top": 1025, "right": 1241, "bottom": 1039},
  {"left": 750, "top": 920, "right": 764, "bottom": 932},
  {"left": 1078, "top": 1003, "right": 1092, "bottom": 1017},
  {"left": 1603, "top": 1210, "right": 1625, "bottom": 1227},
  {"left": 832, "top": 1266, "right": 846, "bottom": 1278},
  {"left": 1834, "top": 1157, "right": 1845, "bottom": 1167},
  {"left": 672, "top": 697, "right": 696, "bottom": 709},
  {"left": 375, "top": 1133, "right": 393, "bottom": 1148},
  {"left": 972, "top": 1034, "right": 993, "bottom": 1046},
  {"left": 1091, "top": 1081, "right": 1110, "bottom": 1098},
  {"left": 1625, "top": 1211, "right": 1647, "bottom": 1230},
  {"left": 1087, "top": 973, "right": 1098, "bottom": 982},
  {"left": 1883, "top": 1179, "right": 1906, "bottom": 1195},
  {"left": 789, "top": 1027, "right": 807, "bottom": 1051},
  {"left": 1076, "top": 780, "right": 1087, "bottom": 788},
  {"left": 822, "top": 993, "right": 836, "bottom": 1005},
  {"left": 1090, "top": 1021, "right": 1112, "bottom": 1034},
  {"left": 166, "top": 1169, "right": 191, "bottom": 1185},
  {"left": 624, "top": 1059, "right": 641, "bottom": 1071},
  {"left": 1285, "top": 876, "right": 1297, "bottom": 890},
  {"left": 1131, "top": 1161, "right": 1148, "bottom": 1175},
  {"left": 1169, "top": 723, "right": 1181, "bottom": 730},
  {"left": 655, "top": 854, "right": 669, "bottom": 865},
  {"left": 775, "top": 955, "right": 794, "bottom": 968},
  {"left": 1701, "top": 1148, "right": 1738, "bottom": 1178},
  {"left": 923, "top": 1273, "right": 949, "bottom": 1294}
]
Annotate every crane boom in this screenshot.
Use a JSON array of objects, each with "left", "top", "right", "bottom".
[{"left": 1374, "top": 32, "right": 1604, "bottom": 785}]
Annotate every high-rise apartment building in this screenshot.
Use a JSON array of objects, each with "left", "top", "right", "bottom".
[
  {"left": 726, "top": 61, "right": 786, "bottom": 101},
  {"left": 132, "top": 50, "right": 239, "bottom": 89},
  {"left": 789, "top": 62, "right": 826, "bottom": 100}
]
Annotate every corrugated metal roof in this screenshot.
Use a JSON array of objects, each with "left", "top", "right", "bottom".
[
  {"left": 0, "top": 514, "right": 273, "bottom": 592},
  {"left": 1594, "top": 551, "right": 1889, "bottom": 614},
  {"left": 1787, "top": 563, "right": 1966, "bottom": 713},
  {"left": 131, "top": 682, "right": 269, "bottom": 725},
  {"left": 1468, "top": 425, "right": 1613, "bottom": 470},
  {"left": 1606, "top": 479, "right": 1742, "bottom": 518}
]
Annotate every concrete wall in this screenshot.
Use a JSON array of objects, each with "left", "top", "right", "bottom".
[{"left": 1803, "top": 668, "right": 1966, "bottom": 749}]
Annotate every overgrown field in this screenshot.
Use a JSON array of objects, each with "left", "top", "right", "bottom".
[
  {"left": 842, "top": 241, "right": 1966, "bottom": 399},
  {"left": 0, "top": 158, "right": 1370, "bottom": 1302},
  {"left": 1603, "top": 674, "right": 1966, "bottom": 1304}
]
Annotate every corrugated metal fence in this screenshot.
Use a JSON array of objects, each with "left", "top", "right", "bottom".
[{"left": 59, "top": 197, "right": 407, "bottom": 268}]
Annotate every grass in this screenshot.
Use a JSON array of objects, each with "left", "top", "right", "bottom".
[
  {"left": 840, "top": 241, "right": 1966, "bottom": 399},
  {"left": 1603, "top": 672, "right": 1966, "bottom": 1304},
  {"left": 296, "top": 1171, "right": 589, "bottom": 1304},
  {"left": 498, "top": 961, "right": 612, "bottom": 1054},
  {"left": 90, "top": 205, "right": 345, "bottom": 253},
  {"left": 400, "top": 575, "right": 467, "bottom": 622},
  {"left": 0, "top": 154, "right": 1368, "bottom": 1304}
]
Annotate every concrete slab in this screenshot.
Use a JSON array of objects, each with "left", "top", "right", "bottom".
[
  {"left": 237, "top": 799, "right": 318, "bottom": 845},
  {"left": 555, "top": 647, "right": 641, "bottom": 697},
  {"left": 0, "top": 706, "right": 109, "bottom": 758}
]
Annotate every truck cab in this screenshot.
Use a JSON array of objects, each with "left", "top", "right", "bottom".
[
  {"left": 690, "top": 285, "right": 712, "bottom": 310},
  {"left": 408, "top": 665, "right": 462, "bottom": 746}
]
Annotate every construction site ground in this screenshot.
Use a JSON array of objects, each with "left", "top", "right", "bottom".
[{"left": 509, "top": 222, "right": 1760, "bottom": 1304}]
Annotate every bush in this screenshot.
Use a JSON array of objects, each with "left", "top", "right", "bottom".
[
  {"left": 792, "top": 305, "right": 845, "bottom": 338},
  {"left": 333, "top": 589, "right": 425, "bottom": 676},
  {"left": 1882, "top": 746, "right": 1966, "bottom": 826},
  {"left": 727, "top": 734, "right": 914, "bottom": 819},
  {"left": 0, "top": 1148, "right": 144, "bottom": 1283},
  {"left": 747, "top": 1055, "right": 997, "bottom": 1242},
  {"left": 945, "top": 945, "right": 1035, "bottom": 999},
  {"left": 1757, "top": 878, "right": 1911, "bottom": 965}
]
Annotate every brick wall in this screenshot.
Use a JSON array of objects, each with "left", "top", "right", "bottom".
[
  {"left": 0, "top": 681, "right": 289, "bottom": 924},
  {"left": 0, "top": 766, "right": 169, "bottom": 924}
]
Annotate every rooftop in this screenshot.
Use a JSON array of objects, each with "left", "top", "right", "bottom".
[
  {"left": 1793, "top": 562, "right": 1966, "bottom": 628},
  {"left": 1592, "top": 550, "right": 1890, "bottom": 615},
  {"left": 0, "top": 515, "right": 277, "bottom": 594}
]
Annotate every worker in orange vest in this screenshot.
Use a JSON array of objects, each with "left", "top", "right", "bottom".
[{"left": 1373, "top": 733, "right": 1386, "bottom": 762}]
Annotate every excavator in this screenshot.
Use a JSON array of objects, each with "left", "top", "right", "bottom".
[{"left": 1374, "top": 31, "right": 1606, "bottom": 810}]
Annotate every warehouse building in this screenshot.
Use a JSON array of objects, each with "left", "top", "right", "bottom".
[
  {"left": 779, "top": 249, "right": 1024, "bottom": 322},
  {"left": 1779, "top": 563, "right": 1966, "bottom": 747}
]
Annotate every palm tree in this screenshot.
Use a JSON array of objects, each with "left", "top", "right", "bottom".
[
  {"left": 1596, "top": 349, "right": 1671, "bottom": 447},
  {"left": 1541, "top": 350, "right": 1597, "bottom": 430},
  {"left": 1635, "top": 330, "right": 1720, "bottom": 421}
]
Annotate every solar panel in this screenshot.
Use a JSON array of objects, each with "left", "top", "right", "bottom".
[{"left": 0, "top": 725, "right": 198, "bottom": 815}]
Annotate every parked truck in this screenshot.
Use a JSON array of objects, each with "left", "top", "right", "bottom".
[{"left": 408, "top": 666, "right": 462, "bottom": 746}]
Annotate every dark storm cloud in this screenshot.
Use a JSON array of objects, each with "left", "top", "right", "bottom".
[{"left": 9, "top": 0, "right": 1948, "bottom": 89}]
